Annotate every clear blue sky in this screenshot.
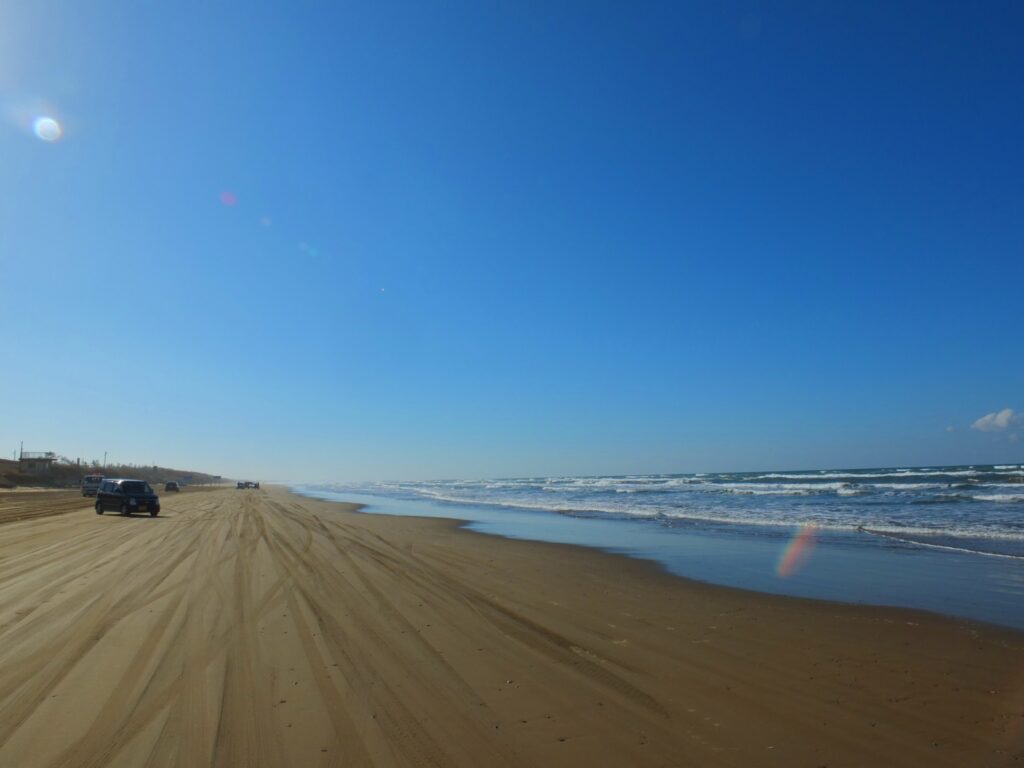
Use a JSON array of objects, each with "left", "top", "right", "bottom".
[{"left": 2, "top": 1, "right": 1022, "bottom": 480}]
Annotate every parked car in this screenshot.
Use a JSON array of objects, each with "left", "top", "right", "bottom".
[
  {"left": 164, "top": 481, "right": 180, "bottom": 492},
  {"left": 81, "top": 474, "right": 104, "bottom": 497},
  {"left": 95, "top": 479, "right": 161, "bottom": 517}
]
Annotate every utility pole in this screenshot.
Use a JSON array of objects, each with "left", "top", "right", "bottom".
[{"left": 103, "top": 451, "right": 107, "bottom": 468}]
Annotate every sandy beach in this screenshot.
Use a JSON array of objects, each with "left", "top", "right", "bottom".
[{"left": 0, "top": 486, "right": 1020, "bottom": 767}]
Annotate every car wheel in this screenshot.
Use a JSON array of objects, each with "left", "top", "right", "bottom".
[
  {"left": 121, "top": 503, "right": 130, "bottom": 517},
  {"left": 149, "top": 509, "right": 158, "bottom": 517},
  {"left": 96, "top": 501, "right": 103, "bottom": 515}
]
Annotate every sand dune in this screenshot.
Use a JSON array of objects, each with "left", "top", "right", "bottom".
[{"left": 0, "top": 486, "right": 1020, "bottom": 767}]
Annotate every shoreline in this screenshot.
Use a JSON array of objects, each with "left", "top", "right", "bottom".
[
  {"left": 0, "top": 486, "right": 1021, "bottom": 766},
  {"left": 288, "top": 487, "right": 1024, "bottom": 765},
  {"left": 307, "top": 488, "right": 1024, "bottom": 636},
  {"left": 294, "top": 485, "right": 1024, "bottom": 632}
]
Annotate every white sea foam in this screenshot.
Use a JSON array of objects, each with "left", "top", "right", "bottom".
[
  {"left": 860, "top": 529, "right": 1024, "bottom": 560},
  {"left": 837, "top": 487, "right": 870, "bottom": 496},
  {"left": 396, "top": 486, "right": 665, "bottom": 518},
  {"left": 863, "top": 482, "right": 948, "bottom": 490},
  {"left": 755, "top": 469, "right": 991, "bottom": 480},
  {"left": 301, "top": 482, "right": 1024, "bottom": 549},
  {"left": 714, "top": 482, "right": 850, "bottom": 495},
  {"left": 311, "top": 463, "right": 1024, "bottom": 552}
]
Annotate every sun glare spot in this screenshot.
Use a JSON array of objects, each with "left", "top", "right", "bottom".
[
  {"left": 33, "top": 116, "right": 62, "bottom": 142},
  {"left": 219, "top": 191, "right": 238, "bottom": 206}
]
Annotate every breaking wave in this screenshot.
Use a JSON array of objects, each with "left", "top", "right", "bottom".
[{"left": 313, "top": 464, "right": 1024, "bottom": 558}]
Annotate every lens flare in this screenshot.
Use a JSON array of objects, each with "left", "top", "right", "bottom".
[
  {"left": 33, "top": 116, "right": 62, "bottom": 142},
  {"left": 219, "top": 191, "right": 238, "bottom": 206},
  {"left": 776, "top": 524, "right": 818, "bottom": 578}
]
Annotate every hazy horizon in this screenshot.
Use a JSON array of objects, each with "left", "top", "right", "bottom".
[{"left": 9, "top": 450, "right": 1021, "bottom": 487}]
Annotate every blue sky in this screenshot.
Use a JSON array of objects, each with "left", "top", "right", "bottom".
[{"left": 1, "top": 1, "right": 1022, "bottom": 480}]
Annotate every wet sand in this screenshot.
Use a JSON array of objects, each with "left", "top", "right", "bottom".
[{"left": 0, "top": 485, "right": 1021, "bottom": 767}]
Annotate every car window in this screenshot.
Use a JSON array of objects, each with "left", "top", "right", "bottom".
[{"left": 121, "top": 481, "right": 152, "bottom": 494}]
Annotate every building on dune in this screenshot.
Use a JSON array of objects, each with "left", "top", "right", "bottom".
[{"left": 18, "top": 451, "right": 56, "bottom": 476}]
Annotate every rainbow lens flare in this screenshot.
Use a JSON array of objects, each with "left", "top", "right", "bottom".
[{"left": 776, "top": 524, "right": 818, "bottom": 578}]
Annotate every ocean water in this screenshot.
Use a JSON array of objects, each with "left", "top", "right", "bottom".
[
  {"left": 308, "top": 465, "right": 1024, "bottom": 557},
  {"left": 295, "top": 464, "right": 1024, "bottom": 629}
]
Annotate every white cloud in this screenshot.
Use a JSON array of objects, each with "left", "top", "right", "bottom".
[{"left": 971, "top": 408, "right": 1016, "bottom": 432}]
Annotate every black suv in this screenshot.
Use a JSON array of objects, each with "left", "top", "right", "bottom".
[{"left": 95, "top": 479, "right": 161, "bottom": 517}]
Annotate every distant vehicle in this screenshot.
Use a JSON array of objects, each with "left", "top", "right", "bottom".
[
  {"left": 237, "top": 481, "right": 245, "bottom": 489},
  {"left": 81, "top": 475, "right": 104, "bottom": 497},
  {"left": 95, "top": 479, "right": 161, "bottom": 517},
  {"left": 164, "top": 481, "right": 180, "bottom": 492}
]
